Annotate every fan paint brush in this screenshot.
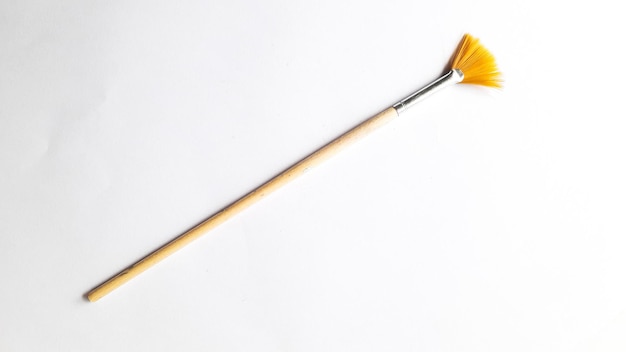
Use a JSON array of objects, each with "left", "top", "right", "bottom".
[{"left": 87, "top": 33, "right": 501, "bottom": 302}]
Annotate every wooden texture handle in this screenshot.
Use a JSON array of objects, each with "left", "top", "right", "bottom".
[{"left": 87, "top": 107, "right": 399, "bottom": 302}]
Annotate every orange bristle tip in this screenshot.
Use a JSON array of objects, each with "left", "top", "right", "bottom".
[{"left": 450, "top": 34, "right": 502, "bottom": 88}]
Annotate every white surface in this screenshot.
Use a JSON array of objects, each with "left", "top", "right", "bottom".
[{"left": 1, "top": 0, "right": 626, "bottom": 350}]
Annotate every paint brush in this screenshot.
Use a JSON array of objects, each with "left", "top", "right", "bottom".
[{"left": 87, "top": 33, "right": 501, "bottom": 302}]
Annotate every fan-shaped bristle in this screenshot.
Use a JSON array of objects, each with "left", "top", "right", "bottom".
[{"left": 450, "top": 34, "right": 502, "bottom": 88}]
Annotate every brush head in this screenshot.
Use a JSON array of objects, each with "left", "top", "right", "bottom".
[{"left": 450, "top": 34, "right": 502, "bottom": 88}]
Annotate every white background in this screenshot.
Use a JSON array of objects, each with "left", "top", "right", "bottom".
[{"left": 1, "top": 0, "right": 625, "bottom": 351}]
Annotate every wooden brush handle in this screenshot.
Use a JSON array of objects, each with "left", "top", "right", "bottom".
[{"left": 87, "top": 107, "right": 398, "bottom": 302}]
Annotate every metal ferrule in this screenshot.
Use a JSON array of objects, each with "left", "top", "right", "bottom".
[{"left": 392, "top": 69, "right": 464, "bottom": 115}]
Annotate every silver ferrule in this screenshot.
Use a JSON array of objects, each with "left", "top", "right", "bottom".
[{"left": 392, "top": 69, "right": 464, "bottom": 115}]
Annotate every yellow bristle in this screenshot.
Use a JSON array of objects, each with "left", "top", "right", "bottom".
[{"left": 450, "top": 34, "right": 502, "bottom": 88}]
